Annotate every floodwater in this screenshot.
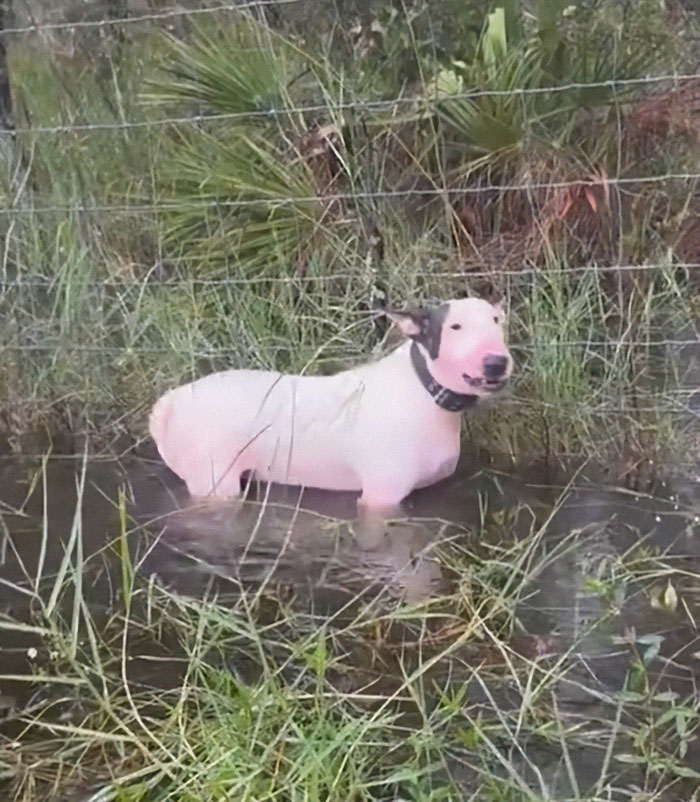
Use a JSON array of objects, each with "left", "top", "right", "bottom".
[{"left": 1, "top": 450, "right": 699, "bottom": 796}]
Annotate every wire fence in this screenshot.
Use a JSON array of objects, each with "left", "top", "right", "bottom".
[
  {"left": 1, "top": 1, "right": 699, "bottom": 429},
  {"left": 0, "top": 1, "right": 301, "bottom": 37},
  {"left": 2, "top": 71, "right": 699, "bottom": 137},
  {"left": 1, "top": 260, "right": 700, "bottom": 286},
  {"left": 2, "top": 339, "right": 698, "bottom": 353},
  {"left": 2, "top": 172, "right": 700, "bottom": 216}
]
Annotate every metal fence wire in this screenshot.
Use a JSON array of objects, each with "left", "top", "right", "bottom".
[{"left": 1, "top": 0, "right": 699, "bottom": 427}]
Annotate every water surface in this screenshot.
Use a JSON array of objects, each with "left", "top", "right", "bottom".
[{"left": 1, "top": 451, "right": 699, "bottom": 796}]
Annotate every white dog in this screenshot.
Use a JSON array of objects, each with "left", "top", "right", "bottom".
[{"left": 150, "top": 298, "right": 512, "bottom": 511}]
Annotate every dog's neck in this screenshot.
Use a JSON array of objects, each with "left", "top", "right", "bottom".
[{"left": 409, "top": 342, "right": 478, "bottom": 412}]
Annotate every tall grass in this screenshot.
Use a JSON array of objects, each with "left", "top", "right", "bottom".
[
  {"left": 2, "top": 460, "right": 699, "bottom": 800},
  {"left": 1, "top": 2, "right": 698, "bottom": 469}
]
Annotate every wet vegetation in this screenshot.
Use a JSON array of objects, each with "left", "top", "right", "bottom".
[
  {"left": 2, "top": 458, "right": 700, "bottom": 801},
  {"left": 1, "top": 1, "right": 700, "bottom": 800}
]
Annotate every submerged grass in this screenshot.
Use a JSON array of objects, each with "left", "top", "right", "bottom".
[{"left": 1, "top": 456, "right": 699, "bottom": 801}]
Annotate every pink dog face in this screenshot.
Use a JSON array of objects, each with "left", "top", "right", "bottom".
[{"left": 389, "top": 297, "right": 513, "bottom": 397}]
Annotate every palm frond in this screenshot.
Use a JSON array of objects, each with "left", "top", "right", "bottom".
[
  {"left": 146, "top": 22, "right": 290, "bottom": 116},
  {"left": 436, "top": 0, "right": 675, "bottom": 158},
  {"left": 163, "top": 130, "right": 326, "bottom": 274},
  {"left": 437, "top": 41, "right": 543, "bottom": 155}
]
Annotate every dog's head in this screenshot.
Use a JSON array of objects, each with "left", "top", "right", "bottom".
[{"left": 387, "top": 297, "right": 513, "bottom": 398}]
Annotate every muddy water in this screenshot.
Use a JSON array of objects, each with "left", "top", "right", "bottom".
[{"left": 1, "top": 452, "right": 699, "bottom": 793}]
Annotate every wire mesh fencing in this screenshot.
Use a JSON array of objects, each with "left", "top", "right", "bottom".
[{"left": 0, "top": 0, "right": 699, "bottom": 456}]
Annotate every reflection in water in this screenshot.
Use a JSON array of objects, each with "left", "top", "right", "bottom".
[
  {"left": 1, "top": 452, "right": 699, "bottom": 793},
  {"left": 1, "top": 450, "right": 698, "bottom": 627}
]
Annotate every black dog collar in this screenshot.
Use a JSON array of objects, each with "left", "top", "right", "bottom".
[{"left": 410, "top": 342, "right": 478, "bottom": 412}]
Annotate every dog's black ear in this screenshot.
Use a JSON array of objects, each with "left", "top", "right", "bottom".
[{"left": 386, "top": 304, "right": 449, "bottom": 359}]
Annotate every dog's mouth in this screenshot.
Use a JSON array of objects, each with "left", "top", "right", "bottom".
[
  {"left": 463, "top": 374, "right": 508, "bottom": 392},
  {"left": 483, "top": 378, "right": 508, "bottom": 393}
]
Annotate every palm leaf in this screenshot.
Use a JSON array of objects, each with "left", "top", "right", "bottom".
[
  {"left": 163, "top": 130, "right": 325, "bottom": 274},
  {"left": 146, "top": 23, "right": 289, "bottom": 116},
  {"left": 438, "top": 40, "right": 543, "bottom": 155}
]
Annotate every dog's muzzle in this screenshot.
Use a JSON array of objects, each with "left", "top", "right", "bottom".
[{"left": 463, "top": 354, "right": 510, "bottom": 392}]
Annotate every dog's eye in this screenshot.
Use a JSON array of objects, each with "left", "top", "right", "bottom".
[
  {"left": 450, "top": 323, "right": 462, "bottom": 330},
  {"left": 493, "top": 316, "right": 499, "bottom": 323}
]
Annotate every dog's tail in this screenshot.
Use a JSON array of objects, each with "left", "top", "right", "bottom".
[{"left": 149, "top": 390, "right": 174, "bottom": 460}]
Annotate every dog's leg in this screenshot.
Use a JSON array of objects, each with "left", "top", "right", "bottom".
[
  {"left": 208, "top": 468, "right": 244, "bottom": 499},
  {"left": 357, "top": 474, "right": 413, "bottom": 518},
  {"left": 181, "top": 452, "right": 244, "bottom": 500},
  {"left": 354, "top": 481, "right": 410, "bottom": 549}
]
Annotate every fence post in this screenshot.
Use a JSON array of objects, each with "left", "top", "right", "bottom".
[
  {"left": 107, "top": 0, "right": 128, "bottom": 43},
  {"left": 0, "top": 0, "right": 14, "bottom": 133}
]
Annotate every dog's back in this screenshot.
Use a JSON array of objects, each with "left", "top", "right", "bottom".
[{"left": 150, "top": 366, "right": 372, "bottom": 496}]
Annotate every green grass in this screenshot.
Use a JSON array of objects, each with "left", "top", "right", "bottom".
[
  {"left": 2, "top": 459, "right": 699, "bottom": 801},
  {"left": 1, "top": 2, "right": 698, "bottom": 470}
]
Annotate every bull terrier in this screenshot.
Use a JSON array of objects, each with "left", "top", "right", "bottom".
[{"left": 149, "top": 297, "right": 512, "bottom": 512}]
